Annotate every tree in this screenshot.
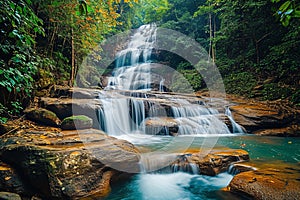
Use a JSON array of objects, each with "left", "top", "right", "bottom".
[
  {"left": 0, "top": 0, "right": 44, "bottom": 122},
  {"left": 194, "top": 0, "right": 221, "bottom": 63},
  {"left": 34, "top": 0, "right": 139, "bottom": 87}
]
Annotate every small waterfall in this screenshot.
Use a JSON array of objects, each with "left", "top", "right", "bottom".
[
  {"left": 139, "top": 153, "right": 177, "bottom": 173},
  {"left": 101, "top": 98, "right": 132, "bottom": 135},
  {"left": 171, "top": 99, "right": 231, "bottom": 135},
  {"left": 159, "top": 79, "right": 165, "bottom": 92},
  {"left": 227, "top": 163, "right": 257, "bottom": 175},
  {"left": 225, "top": 106, "right": 244, "bottom": 133},
  {"left": 107, "top": 24, "right": 157, "bottom": 90},
  {"left": 171, "top": 155, "right": 199, "bottom": 174},
  {"left": 130, "top": 98, "right": 146, "bottom": 132}
]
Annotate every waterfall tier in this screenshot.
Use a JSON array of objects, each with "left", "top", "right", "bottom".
[{"left": 94, "top": 24, "right": 244, "bottom": 136}]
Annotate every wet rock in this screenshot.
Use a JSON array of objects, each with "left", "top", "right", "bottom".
[
  {"left": 0, "top": 129, "right": 140, "bottom": 199},
  {"left": 145, "top": 117, "right": 179, "bottom": 136},
  {"left": 171, "top": 149, "right": 250, "bottom": 176},
  {"left": 253, "top": 126, "right": 300, "bottom": 136},
  {"left": 61, "top": 115, "right": 93, "bottom": 130},
  {"left": 228, "top": 168, "right": 300, "bottom": 200},
  {"left": 24, "top": 108, "right": 61, "bottom": 127},
  {"left": 229, "top": 99, "right": 300, "bottom": 136},
  {"left": 228, "top": 163, "right": 257, "bottom": 175},
  {"left": 0, "top": 192, "right": 21, "bottom": 200}
]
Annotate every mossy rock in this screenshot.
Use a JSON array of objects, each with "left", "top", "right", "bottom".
[
  {"left": 61, "top": 115, "right": 93, "bottom": 130},
  {"left": 25, "top": 108, "right": 61, "bottom": 127}
]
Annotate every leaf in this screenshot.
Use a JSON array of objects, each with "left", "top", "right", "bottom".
[{"left": 279, "top": 1, "right": 291, "bottom": 12}]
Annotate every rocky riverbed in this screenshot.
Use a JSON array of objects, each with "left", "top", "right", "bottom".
[{"left": 0, "top": 87, "right": 299, "bottom": 199}]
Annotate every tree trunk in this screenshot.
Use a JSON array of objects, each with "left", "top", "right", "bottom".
[
  {"left": 209, "top": 12, "right": 212, "bottom": 62},
  {"left": 213, "top": 14, "right": 217, "bottom": 63},
  {"left": 70, "top": 27, "right": 75, "bottom": 87}
]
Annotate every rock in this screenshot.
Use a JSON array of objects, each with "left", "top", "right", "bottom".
[
  {"left": 229, "top": 98, "right": 300, "bottom": 136},
  {"left": 145, "top": 117, "right": 179, "bottom": 136},
  {"left": 0, "top": 124, "right": 16, "bottom": 136},
  {"left": 0, "top": 192, "right": 21, "bottom": 200},
  {"left": 0, "top": 162, "right": 29, "bottom": 195},
  {"left": 0, "top": 129, "right": 140, "bottom": 199},
  {"left": 228, "top": 168, "right": 300, "bottom": 200},
  {"left": 170, "top": 149, "right": 249, "bottom": 176},
  {"left": 49, "top": 86, "right": 100, "bottom": 99},
  {"left": 40, "top": 97, "right": 102, "bottom": 125},
  {"left": 24, "top": 108, "right": 61, "bottom": 127},
  {"left": 228, "top": 163, "right": 257, "bottom": 175},
  {"left": 61, "top": 115, "right": 93, "bottom": 130},
  {"left": 254, "top": 126, "right": 300, "bottom": 136},
  {"left": 49, "top": 85, "right": 72, "bottom": 98}
]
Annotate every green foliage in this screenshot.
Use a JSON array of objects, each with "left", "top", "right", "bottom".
[
  {"left": 224, "top": 72, "right": 257, "bottom": 97},
  {"left": 0, "top": 103, "right": 8, "bottom": 124},
  {"left": 291, "top": 90, "right": 300, "bottom": 105},
  {"left": 271, "top": 0, "right": 300, "bottom": 26},
  {"left": 138, "top": 0, "right": 170, "bottom": 24},
  {"left": 0, "top": 0, "right": 45, "bottom": 121},
  {"left": 261, "top": 83, "right": 292, "bottom": 100}
]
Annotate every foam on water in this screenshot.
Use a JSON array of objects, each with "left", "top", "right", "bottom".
[{"left": 106, "top": 172, "right": 234, "bottom": 200}]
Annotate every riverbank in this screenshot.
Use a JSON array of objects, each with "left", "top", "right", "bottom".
[{"left": 0, "top": 87, "right": 299, "bottom": 199}]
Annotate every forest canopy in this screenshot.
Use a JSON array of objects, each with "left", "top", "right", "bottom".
[{"left": 0, "top": 0, "right": 299, "bottom": 123}]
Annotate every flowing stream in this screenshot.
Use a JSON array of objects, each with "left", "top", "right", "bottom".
[{"left": 90, "top": 24, "right": 300, "bottom": 199}]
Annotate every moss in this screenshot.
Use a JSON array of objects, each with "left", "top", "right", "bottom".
[
  {"left": 61, "top": 115, "right": 93, "bottom": 130},
  {"left": 25, "top": 108, "right": 61, "bottom": 127}
]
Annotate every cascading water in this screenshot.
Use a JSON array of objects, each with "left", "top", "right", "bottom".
[
  {"left": 93, "top": 24, "right": 247, "bottom": 200},
  {"left": 225, "top": 106, "right": 245, "bottom": 133},
  {"left": 107, "top": 24, "right": 157, "bottom": 90},
  {"left": 98, "top": 23, "right": 243, "bottom": 138}
]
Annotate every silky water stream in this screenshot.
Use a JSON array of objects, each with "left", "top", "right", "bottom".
[{"left": 89, "top": 24, "right": 300, "bottom": 199}]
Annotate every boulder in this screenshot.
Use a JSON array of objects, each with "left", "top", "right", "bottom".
[
  {"left": 39, "top": 98, "right": 102, "bottom": 128},
  {"left": 145, "top": 117, "right": 179, "bottom": 136},
  {"left": 228, "top": 168, "right": 300, "bottom": 200},
  {"left": 229, "top": 98, "right": 300, "bottom": 136},
  {"left": 0, "top": 128, "right": 140, "bottom": 199},
  {"left": 61, "top": 115, "right": 93, "bottom": 130},
  {"left": 170, "top": 149, "right": 250, "bottom": 176},
  {"left": 24, "top": 108, "right": 61, "bottom": 127}
]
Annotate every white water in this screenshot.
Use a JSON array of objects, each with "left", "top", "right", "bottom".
[
  {"left": 106, "top": 172, "right": 234, "bottom": 200},
  {"left": 225, "top": 106, "right": 244, "bottom": 133},
  {"left": 98, "top": 24, "right": 244, "bottom": 138},
  {"left": 107, "top": 24, "right": 157, "bottom": 90},
  {"left": 171, "top": 99, "right": 231, "bottom": 135}
]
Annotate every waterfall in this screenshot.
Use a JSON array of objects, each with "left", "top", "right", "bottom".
[
  {"left": 101, "top": 98, "right": 131, "bottom": 135},
  {"left": 171, "top": 99, "right": 231, "bottom": 135},
  {"left": 130, "top": 98, "right": 146, "bottom": 132},
  {"left": 95, "top": 24, "right": 244, "bottom": 138},
  {"left": 107, "top": 24, "right": 157, "bottom": 90},
  {"left": 159, "top": 79, "right": 165, "bottom": 92},
  {"left": 225, "top": 106, "right": 245, "bottom": 133}
]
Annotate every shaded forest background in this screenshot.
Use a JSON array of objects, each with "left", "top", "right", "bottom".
[{"left": 0, "top": 0, "right": 299, "bottom": 123}]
